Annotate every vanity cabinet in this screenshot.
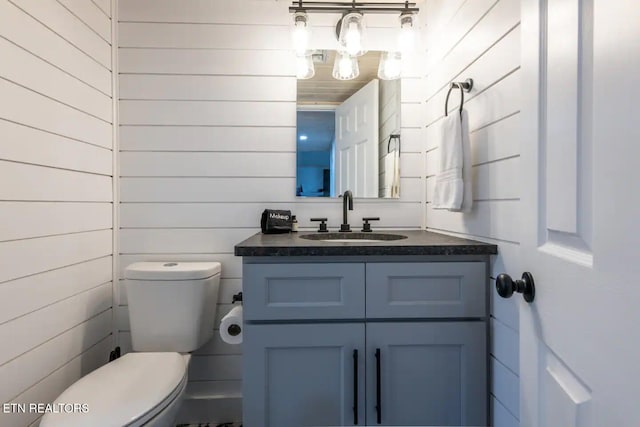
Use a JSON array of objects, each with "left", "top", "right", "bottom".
[{"left": 242, "top": 259, "right": 488, "bottom": 427}]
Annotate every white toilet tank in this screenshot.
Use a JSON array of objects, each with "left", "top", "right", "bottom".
[{"left": 125, "top": 262, "right": 221, "bottom": 352}]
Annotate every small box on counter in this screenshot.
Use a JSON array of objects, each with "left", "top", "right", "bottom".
[{"left": 260, "top": 209, "right": 292, "bottom": 234}]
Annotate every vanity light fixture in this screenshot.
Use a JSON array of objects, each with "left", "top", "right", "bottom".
[
  {"left": 289, "top": 1, "right": 418, "bottom": 15},
  {"left": 292, "top": 11, "right": 311, "bottom": 56},
  {"left": 397, "top": 11, "right": 417, "bottom": 55},
  {"left": 296, "top": 55, "right": 315, "bottom": 79},
  {"left": 378, "top": 51, "right": 402, "bottom": 80},
  {"left": 337, "top": 12, "right": 367, "bottom": 57},
  {"left": 289, "top": 1, "right": 419, "bottom": 81},
  {"left": 332, "top": 51, "right": 360, "bottom": 80}
]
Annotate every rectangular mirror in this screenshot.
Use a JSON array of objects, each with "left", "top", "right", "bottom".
[{"left": 296, "top": 50, "right": 401, "bottom": 199}]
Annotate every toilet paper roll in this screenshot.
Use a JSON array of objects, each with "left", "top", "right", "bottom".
[{"left": 220, "top": 305, "right": 243, "bottom": 345}]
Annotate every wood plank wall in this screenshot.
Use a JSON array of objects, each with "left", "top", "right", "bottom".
[
  {"left": 0, "top": 0, "right": 114, "bottom": 425},
  {"left": 117, "top": 0, "right": 426, "bottom": 423},
  {"left": 423, "top": 1, "right": 521, "bottom": 426}
]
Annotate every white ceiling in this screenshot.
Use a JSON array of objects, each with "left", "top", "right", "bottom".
[{"left": 297, "top": 50, "right": 381, "bottom": 105}]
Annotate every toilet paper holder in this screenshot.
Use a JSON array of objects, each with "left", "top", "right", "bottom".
[
  {"left": 232, "top": 292, "right": 243, "bottom": 304},
  {"left": 223, "top": 293, "right": 243, "bottom": 339}
]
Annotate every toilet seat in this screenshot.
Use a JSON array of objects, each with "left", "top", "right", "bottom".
[{"left": 39, "top": 352, "right": 188, "bottom": 427}]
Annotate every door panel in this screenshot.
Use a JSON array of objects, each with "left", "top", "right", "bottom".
[
  {"left": 539, "top": 0, "right": 593, "bottom": 264},
  {"left": 366, "top": 322, "right": 486, "bottom": 426},
  {"left": 243, "top": 323, "right": 365, "bottom": 427},
  {"left": 539, "top": 348, "right": 591, "bottom": 427}
]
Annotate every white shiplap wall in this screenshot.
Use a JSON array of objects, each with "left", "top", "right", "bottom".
[
  {"left": 0, "top": 0, "right": 114, "bottom": 426},
  {"left": 423, "top": 1, "right": 521, "bottom": 426},
  {"left": 117, "top": 0, "right": 426, "bottom": 423}
]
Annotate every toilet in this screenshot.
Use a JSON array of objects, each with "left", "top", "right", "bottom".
[{"left": 40, "top": 262, "right": 221, "bottom": 427}]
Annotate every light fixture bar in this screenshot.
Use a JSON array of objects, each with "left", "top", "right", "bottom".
[
  {"left": 292, "top": 1, "right": 417, "bottom": 6},
  {"left": 290, "top": 1, "right": 418, "bottom": 14}
]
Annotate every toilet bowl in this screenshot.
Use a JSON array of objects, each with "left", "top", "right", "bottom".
[{"left": 40, "top": 262, "right": 221, "bottom": 427}]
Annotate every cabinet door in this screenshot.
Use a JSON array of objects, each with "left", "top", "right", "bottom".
[
  {"left": 366, "top": 322, "right": 487, "bottom": 426},
  {"left": 244, "top": 263, "right": 365, "bottom": 320},
  {"left": 243, "top": 323, "right": 366, "bottom": 427},
  {"left": 366, "top": 262, "right": 486, "bottom": 319}
]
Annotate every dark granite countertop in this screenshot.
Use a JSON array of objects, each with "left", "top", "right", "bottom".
[{"left": 234, "top": 230, "right": 498, "bottom": 257}]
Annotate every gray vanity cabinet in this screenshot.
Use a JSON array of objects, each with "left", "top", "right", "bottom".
[{"left": 242, "top": 260, "right": 488, "bottom": 427}]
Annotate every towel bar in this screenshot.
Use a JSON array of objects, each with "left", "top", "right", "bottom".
[
  {"left": 387, "top": 134, "right": 401, "bottom": 153},
  {"left": 445, "top": 78, "right": 473, "bottom": 116}
]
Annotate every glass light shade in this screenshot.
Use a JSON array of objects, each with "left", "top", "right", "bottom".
[
  {"left": 332, "top": 52, "right": 359, "bottom": 80},
  {"left": 292, "top": 12, "right": 311, "bottom": 56},
  {"left": 296, "top": 55, "right": 315, "bottom": 80},
  {"left": 338, "top": 12, "right": 367, "bottom": 57},
  {"left": 378, "top": 51, "right": 402, "bottom": 80},
  {"left": 397, "top": 13, "right": 417, "bottom": 55}
]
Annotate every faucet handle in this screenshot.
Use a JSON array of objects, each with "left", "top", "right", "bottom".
[
  {"left": 310, "top": 218, "right": 329, "bottom": 233},
  {"left": 361, "top": 217, "right": 380, "bottom": 232}
]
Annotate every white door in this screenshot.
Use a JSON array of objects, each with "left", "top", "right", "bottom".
[
  {"left": 335, "top": 79, "right": 379, "bottom": 197},
  {"left": 517, "top": 1, "right": 640, "bottom": 426}
]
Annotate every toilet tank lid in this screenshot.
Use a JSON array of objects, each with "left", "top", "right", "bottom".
[{"left": 125, "top": 261, "right": 221, "bottom": 280}]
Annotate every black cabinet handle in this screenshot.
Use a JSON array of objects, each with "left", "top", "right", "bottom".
[
  {"left": 375, "top": 348, "right": 381, "bottom": 424},
  {"left": 496, "top": 272, "right": 536, "bottom": 303},
  {"left": 353, "top": 349, "right": 358, "bottom": 425}
]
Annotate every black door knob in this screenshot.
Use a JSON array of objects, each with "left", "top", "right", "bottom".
[{"left": 496, "top": 272, "right": 535, "bottom": 303}]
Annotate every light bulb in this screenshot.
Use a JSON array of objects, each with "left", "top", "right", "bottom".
[
  {"left": 384, "top": 58, "right": 401, "bottom": 78},
  {"left": 398, "top": 13, "right": 417, "bottom": 55},
  {"left": 339, "top": 55, "right": 353, "bottom": 78},
  {"left": 292, "top": 12, "right": 310, "bottom": 56},
  {"left": 345, "top": 22, "right": 362, "bottom": 56},
  {"left": 296, "top": 55, "right": 315, "bottom": 80},
  {"left": 338, "top": 13, "right": 366, "bottom": 57},
  {"left": 398, "top": 25, "right": 415, "bottom": 54},
  {"left": 332, "top": 52, "right": 359, "bottom": 80},
  {"left": 378, "top": 51, "right": 402, "bottom": 80}
]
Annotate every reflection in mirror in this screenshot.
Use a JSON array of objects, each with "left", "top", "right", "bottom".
[{"left": 296, "top": 51, "right": 401, "bottom": 199}]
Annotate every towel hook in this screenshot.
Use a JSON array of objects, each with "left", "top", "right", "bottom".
[{"left": 444, "top": 78, "right": 473, "bottom": 117}]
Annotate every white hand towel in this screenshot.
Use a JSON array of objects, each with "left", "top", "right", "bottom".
[
  {"left": 382, "top": 153, "right": 395, "bottom": 197},
  {"left": 391, "top": 148, "right": 400, "bottom": 198},
  {"left": 432, "top": 110, "right": 472, "bottom": 212},
  {"left": 452, "top": 110, "right": 472, "bottom": 212}
]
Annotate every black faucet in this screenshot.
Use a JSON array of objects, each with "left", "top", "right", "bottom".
[{"left": 340, "top": 190, "right": 353, "bottom": 232}]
